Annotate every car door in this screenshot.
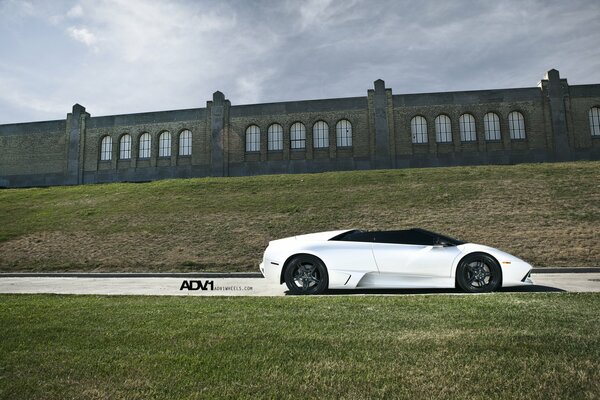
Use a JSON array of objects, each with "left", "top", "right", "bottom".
[
  {"left": 316, "top": 241, "right": 378, "bottom": 273},
  {"left": 372, "top": 242, "right": 460, "bottom": 278}
]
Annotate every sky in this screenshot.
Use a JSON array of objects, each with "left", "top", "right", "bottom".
[{"left": 0, "top": 0, "right": 599, "bottom": 124}]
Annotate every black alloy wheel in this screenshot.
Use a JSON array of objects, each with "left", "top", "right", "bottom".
[
  {"left": 456, "top": 253, "right": 502, "bottom": 293},
  {"left": 284, "top": 255, "right": 328, "bottom": 295}
]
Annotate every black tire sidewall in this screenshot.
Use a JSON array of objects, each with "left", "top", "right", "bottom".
[
  {"left": 284, "top": 255, "right": 329, "bottom": 295},
  {"left": 457, "top": 253, "right": 502, "bottom": 293}
]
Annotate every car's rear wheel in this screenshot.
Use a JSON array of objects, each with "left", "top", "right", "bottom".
[
  {"left": 284, "top": 255, "right": 328, "bottom": 295},
  {"left": 456, "top": 253, "right": 501, "bottom": 293}
]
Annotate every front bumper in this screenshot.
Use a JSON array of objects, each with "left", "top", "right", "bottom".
[{"left": 502, "top": 261, "right": 534, "bottom": 287}]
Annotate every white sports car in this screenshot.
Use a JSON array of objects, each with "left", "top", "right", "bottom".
[{"left": 259, "top": 229, "right": 534, "bottom": 294}]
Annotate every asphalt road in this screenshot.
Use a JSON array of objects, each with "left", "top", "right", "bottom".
[{"left": 0, "top": 273, "right": 599, "bottom": 296}]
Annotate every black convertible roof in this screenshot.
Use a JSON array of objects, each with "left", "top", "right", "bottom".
[{"left": 330, "top": 228, "right": 465, "bottom": 246}]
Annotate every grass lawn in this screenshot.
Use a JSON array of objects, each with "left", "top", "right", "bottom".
[
  {"left": 0, "top": 161, "right": 598, "bottom": 272},
  {"left": 0, "top": 293, "right": 599, "bottom": 399}
]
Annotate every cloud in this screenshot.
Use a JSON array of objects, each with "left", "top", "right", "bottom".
[
  {"left": 290, "top": 0, "right": 363, "bottom": 32},
  {"left": 0, "top": 76, "right": 67, "bottom": 118},
  {"left": 0, "top": 0, "right": 599, "bottom": 124},
  {"left": 67, "top": 26, "right": 97, "bottom": 46},
  {"left": 234, "top": 69, "right": 277, "bottom": 105},
  {"left": 67, "top": 4, "right": 84, "bottom": 18}
]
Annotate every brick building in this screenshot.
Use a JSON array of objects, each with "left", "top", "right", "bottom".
[{"left": 1, "top": 69, "right": 599, "bottom": 188}]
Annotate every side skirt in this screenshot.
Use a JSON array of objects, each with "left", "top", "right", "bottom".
[{"left": 355, "top": 272, "right": 455, "bottom": 289}]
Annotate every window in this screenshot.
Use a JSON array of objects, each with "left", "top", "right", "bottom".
[
  {"left": 410, "top": 116, "right": 427, "bottom": 144},
  {"left": 179, "top": 129, "right": 192, "bottom": 156},
  {"left": 245, "top": 125, "right": 260, "bottom": 152},
  {"left": 484, "top": 113, "right": 501, "bottom": 141},
  {"left": 336, "top": 119, "right": 352, "bottom": 147},
  {"left": 313, "top": 121, "right": 329, "bottom": 148},
  {"left": 435, "top": 115, "right": 452, "bottom": 143},
  {"left": 268, "top": 124, "right": 283, "bottom": 151},
  {"left": 119, "top": 134, "right": 131, "bottom": 159},
  {"left": 459, "top": 113, "right": 476, "bottom": 142},
  {"left": 290, "top": 122, "right": 306, "bottom": 149},
  {"left": 590, "top": 107, "right": 600, "bottom": 137},
  {"left": 139, "top": 133, "right": 151, "bottom": 158},
  {"left": 159, "top": 131, "right": 171, "bottom": 157},
  {"left": 100, "top": 136, "right": 112, "bottom": 161},
  {"left": 508, "top": 111, "right": 526, "bottom": 139}
]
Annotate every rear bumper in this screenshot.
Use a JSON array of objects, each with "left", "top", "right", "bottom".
[{"left": 259, "top": 260, "right": 283, "bottom": 283}]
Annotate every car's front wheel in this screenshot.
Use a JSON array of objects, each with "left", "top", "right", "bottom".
[
  {"left": 284, "top": 255, "right": 328, "bottom": 295},
  {"left": 456, "top": 253, "right": 502, "bottom": 293}
]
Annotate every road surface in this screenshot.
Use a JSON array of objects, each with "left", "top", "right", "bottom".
[{"left": 1, "top": 273, "right": 599, "bottom": 296}]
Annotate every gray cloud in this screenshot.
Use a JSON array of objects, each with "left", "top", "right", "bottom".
[{"left": 0, "top": 0, "right": 599, "bottom": 123}]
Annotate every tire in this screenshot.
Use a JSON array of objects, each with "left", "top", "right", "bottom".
[
  {"left": 456, "top": 253, "right": 502, "bottom": 293},
  {"left": 284, "top": 255, "right": 328, "bottom": 295}
]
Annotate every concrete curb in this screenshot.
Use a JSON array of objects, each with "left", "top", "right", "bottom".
[
  {"left": 0, "top": 272, "right": 264, "bottom": 278},
  {"left": 531, "top": 267, "right": 600, "bottom": 273},
  {"left": 0, "top": 268, "right": 599, "bottom": 278}
]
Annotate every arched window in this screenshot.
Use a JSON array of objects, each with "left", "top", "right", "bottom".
[
  {"left": 435, "top": 115, "right": 452, "bottom": 143},
  {"left": 139, "top": 133, "right": 151, "bottom": 158},
  {"left": 459, "top": 113, "right": 476, "bottom": 142},
  {"left": 313, "top": 121, "right": 329, "bottom": 148},
  {"left": 179, "top": 129, "right": 192, "bottom": 156},
  {"left": 508, "top": 111, "right": 526, "bottom": 139},
  {"left": 100, "top": 136, "right": 112, "bottom": 161},
  {"left": 268, "top": 124, "right": 283, "bottom": 151},
  {"left": 119, "top": 134, "right": 131, "bottom": 159},
  {"left": 484, "top": 113, "right": 501, "bottom": 141},
  {"left": 159, "top": 131, "right": 171, "bottom": 157},
  {"left": 336, "top": 119, "right": 352, "bottom": 147},
  {"left": 245, "top": 125, "right": 260, "bottom": 152},
  {"left": 411, "top": 116, "right": 427, "bottom": 144},
  {"left": 589, "top": 107, "right": 600, "bottom": 137},
  {"left": 290, "top": 122, "right": 306, "bottom": 149}
]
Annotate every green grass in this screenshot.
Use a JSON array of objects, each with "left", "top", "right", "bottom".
[
  {"left": 0, "top": 161, "right": 599, "bottom": 272},
  {"left": 0, "top": 293, "right": 599, "bottom": 399}
]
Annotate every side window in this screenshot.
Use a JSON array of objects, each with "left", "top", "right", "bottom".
[
  {"left": 336, "top": 119, "right": 352, "bottom": 147},
  {"left": 100, "top": 136, "right": 112, "bottom": 161},
  {"left": 290, "top": 122, "right": 306, "bottom": 149},
  {"left": 139, "top": 133, "right": 151, "bottom": 158},
  {"left": 411, "top": 116, "right": 427, "bottom": 144},
  {"left": 508, "top": 111, "right": 526, "bottom": 139},
  {"left": 119, "top": 134, "right": 131, "bottom": 160},
  {"left": 313, "top": 121, "right": 329, "bottom": 148},
  {"left": 484, "top": 113, "right": 501, "bottom": 141},
  {"left": 459, "top": 113, "right": 476, "bottom": 142},
  {"left": 245, "top": 125, "right": 260, "bottom": 152},
  {"left": 589, "top": 107, "right": 600, "bottom": 137},
  {"left": 435, "top": 115, "right": 452, "bottom": 143},
  {"left": 158, "top": 131, "right": 171, "bottom": 157},
  {"left": 179, "top": 130, "right": 192, "bottom": 156},
  {"left": 267, "top": 124, "right": 283, "bottom": 151}
]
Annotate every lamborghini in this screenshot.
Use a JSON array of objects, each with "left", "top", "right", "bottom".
[{"left": 259, "top": 228, "right": 533, "bottom": 294}]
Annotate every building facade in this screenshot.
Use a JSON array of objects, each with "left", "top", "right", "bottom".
[{"left": 1, "top": 69, "right": 599, "bottom": 188}]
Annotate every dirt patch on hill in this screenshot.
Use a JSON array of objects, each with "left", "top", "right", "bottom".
[{"left": 0, "top": 231, "right": 258, "bottom": 272}]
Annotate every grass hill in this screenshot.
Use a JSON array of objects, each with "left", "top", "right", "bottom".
[{"left": 0, "top": 161, "right": 598, "bottom": 272}]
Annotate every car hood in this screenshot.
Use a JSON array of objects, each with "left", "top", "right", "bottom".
[{"left": 459, "top": 243, "right": 530, "bottom": 264}]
